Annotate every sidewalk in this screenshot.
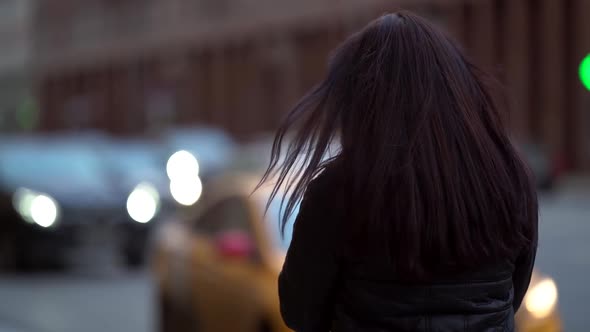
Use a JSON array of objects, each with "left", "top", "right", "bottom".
[
  {"left": 536, "top": 184, "right": 590, "bottom": 332},
  {"left": 0, "top": 322, "right": 29, "bottom": 332}
]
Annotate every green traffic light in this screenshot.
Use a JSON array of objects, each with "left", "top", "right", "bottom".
[{"left": 580, "top": 53, "right": 590, "bottom": 91}]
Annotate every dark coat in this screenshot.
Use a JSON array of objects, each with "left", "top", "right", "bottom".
[{"left": 278, "top": 168, "right": 536, "bottom": 332}]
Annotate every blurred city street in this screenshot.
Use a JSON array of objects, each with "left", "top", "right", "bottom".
[
  {"left": 0, "top": 271, "right": 157, "bottom": 332},
  {"left": 0, "top": 182, "right": 588, "bottom": 332},
  {"left": 536, "top": 181, "right": 590, "bottom": 332},
  {"left": 0, "top": 0, "right": 589, "bottom": 332}
]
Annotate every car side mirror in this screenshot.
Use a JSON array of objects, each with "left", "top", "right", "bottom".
[{"left": 214, "top": 230, "right": 256, "bottom": 260}]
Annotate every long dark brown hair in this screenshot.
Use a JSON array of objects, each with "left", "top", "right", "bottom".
[{"left": 259, "top": 12, "right": 538, "bottom": 278}]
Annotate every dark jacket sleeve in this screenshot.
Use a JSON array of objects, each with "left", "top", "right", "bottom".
[
  {"left": 512, "top": 240, "right": 537, "bottom": 312},
  {"left": 278, "top": 177, "right": 340, "bottom": 332}
]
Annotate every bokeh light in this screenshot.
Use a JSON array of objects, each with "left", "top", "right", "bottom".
[
  {"left": 525, "top": 278, "right": 558, "bottom": 319},
  {"left": 30, "top": 194, "right": 59, "bottom": 228},
  {"left": 170, "top": 177, "right": 203, "bottom": 206},
  {"left": 126, "top": 182, "right": 160, "bottom": 223},
  {"left": 13, "top": 188, "right": 37, "bottom": 223},
  {"left": 166, "top": 150, "right": 200, "bottom": 182}
]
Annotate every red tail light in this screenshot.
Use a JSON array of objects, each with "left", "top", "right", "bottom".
[{"left": 551, "top": 153, "right": 568, "bottom": 179}]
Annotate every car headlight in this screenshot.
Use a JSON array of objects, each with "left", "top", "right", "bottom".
[
  {"left": 166, "top": 150, "right": 200, "bottom": 182},
  {"left": 127, "top": 182, "right": 160, "bottom": 223},
  {"left": 13, "top": 188, "right": 60, "bottom": 228},
  {"left": 169, "top": 177, "right": 202, "bottom": 206},
  {"left": 525, "top": 277, "right": 558, "bottom": 319}
]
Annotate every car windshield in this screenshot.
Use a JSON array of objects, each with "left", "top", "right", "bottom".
[
  {"left": 167, "top": 129, "right": 235, "bottom": 173},
  {"left": 260, "top": 196, "right": 299, "bottom": 252},
  {"left": 0, "top": 145, "right": 104, "bottom": 187},
  {"left": 106, "top": 145, "right": 161, "bottom": 173}
]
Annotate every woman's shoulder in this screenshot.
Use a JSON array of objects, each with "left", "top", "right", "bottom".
[
  {"left": 295, "top": 162, "right": 346, "bottom": 246},
  {"left": 303, "top": 161, "right": 349, "bottom": 223},
  {"left": 306, "top": 161, "right": 345, "bottom": 200}
]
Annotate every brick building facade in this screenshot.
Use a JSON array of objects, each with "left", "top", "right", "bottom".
[
  {"left": 32, "top": 0, "right": 590, "bottom": 170},
  {"left": 0, "top": 0, "right": 35, "bottom": 131}
]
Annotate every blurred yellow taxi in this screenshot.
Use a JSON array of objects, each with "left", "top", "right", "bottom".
[
  {"left": 152, "top": 173, "right": 561, "bottom": 332},
  {"left": 153, "top": 173, "right": 291, "bottom": 332}
]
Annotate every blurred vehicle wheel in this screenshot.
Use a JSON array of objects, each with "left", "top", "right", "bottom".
[
  {"left": 258, "top": 320, "right": 273, "bottom": 332},
  {"left": 0, "top": 237, "right": 16, "bottom": 270},
  {"left": 123, "top": 227, "right": 150, "bottom": 268},
  {"left": 159, "top": 292, "right": 199, "bottom": 332},
  {"left": 124, "top": 248, "right": 145, "bottom": 268},
  {"left": 159, "top": 293, "right": 175, "bottom": 332}
]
